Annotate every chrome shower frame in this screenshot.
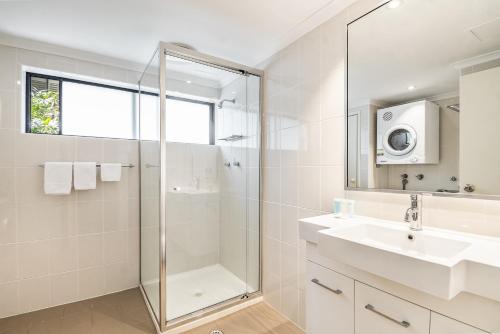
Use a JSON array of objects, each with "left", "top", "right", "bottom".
[{"left": 138, "top": 42, "right": 264, "bottom": 333}]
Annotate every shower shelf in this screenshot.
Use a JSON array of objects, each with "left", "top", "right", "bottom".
[{"left": 217, "top": 134, "right": 246, "bottom": 142}]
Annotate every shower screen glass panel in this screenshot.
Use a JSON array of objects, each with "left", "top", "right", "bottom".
[
  {"left": 164, "top": 54, "right": 260, "bottom": 322},
  {"left": 139, "top": 49, "right": 161, "bottom": 321}
]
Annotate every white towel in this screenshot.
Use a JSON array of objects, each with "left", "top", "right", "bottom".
[
  {"left": 44, "top": 162, "right": 73, "bottom": 195},
  {"left": 73, "top": 162, "right": 96, "bottom": 190},
  {"left": 100, "top": 163, "right": 122, "bottom": 182}
]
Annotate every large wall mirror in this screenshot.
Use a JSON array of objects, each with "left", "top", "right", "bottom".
[{"left": 347, "top": 0, "right": 500, "bottom": 197}]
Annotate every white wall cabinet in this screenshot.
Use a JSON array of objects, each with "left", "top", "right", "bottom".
[
  {"left": 306, "top": 261, "right": 355, "bottom": 334},
  {"left": 355, "top": 282, "right": 430, "bottom": 334},
  {"left": 430, "top": 312, "right": 489, "bottom": 334}
]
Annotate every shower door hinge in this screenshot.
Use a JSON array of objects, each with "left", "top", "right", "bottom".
[{"left": 240, "top": 293, "right": 249, "bottom": 300}]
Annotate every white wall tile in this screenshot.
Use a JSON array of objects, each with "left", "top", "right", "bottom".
[
  {"left": 49, "top": 237, "right": 77, "bottom": 274},
  {"left": 76, "top": 201, "right": 103, "bottom": 235},
  {"left": 19, "top": 276, "right": 51, "bottom": 313},
  {"left": 15, "top": 133, "right": 47, "bottom": 167},
  {"left": 281, "top": 166, "right": 298, "bottom": 206},
  {"left": 17, "top": 204, "right": 51, "bottom": 242},
  {"left": 0, "top": 168, "right": 16, "bottom": 204},
  {"left": 320, "top": 116, "right": 344, "bottom": 166},
  {"left": 0, "top": 45, "right": 17, "bottom": 90},
  {"left": 281, "top": 205, "right": 298, "bottom": 246},
  {"left": 0, "top": 282, "right": 18, "bottom": 318},
  {"left": 0, "top": 129, "right": 15, "bottom": 167},
  {"left": 78, "top": 234, "right": 103, "bottom": 269},
  {"left": 299, "top": 122, "right": 321, "bottom": 165},
  {"left": 18, "top": 241, "right": 49, "bottom": 279},
  {"left": 263, "top": 167, "right": 281, "bottom": 203},
  {"left": 50, "top": 271, "right": 78, "bottom": 305},
  {"left": 0, "top": 204, "right": 16, "bottom": 245},
  {"left": 298, "top": 166, "right": 321, "bottom": 211},
  {"left": 103, "top": 231, "right": 126, "bottom": 264},
  {"left": 78, "top": 267, "right": 105, "bottom": 300},
  {"left": 0, "top": 244, "right": 18, "bottom": 283},
  {"left": 263, "top": 202, "right": 281, "bottom": 240},
  {"left": 0, "top": 44, "right": 141, "bottom": 319},
  {"left": 46, "top": 135, "right": 75, "bottom": 162}
]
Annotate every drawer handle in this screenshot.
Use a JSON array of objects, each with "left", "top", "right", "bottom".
[
  {"left": 311, "top": 278, "right": 342, "bottom": 295},
  {"left": 364, "top": 304, "right": 410, "bottom": 328}
]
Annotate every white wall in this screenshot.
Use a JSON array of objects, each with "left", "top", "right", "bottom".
[
  {"left": 0, "top": 44, "right": 140, "bottom": 318},
  {"left": 259, "top": 0, "right": 500, "bottom": 329},
  {"left": 460, "top": 65, "right": 500, "bottom": 195}
]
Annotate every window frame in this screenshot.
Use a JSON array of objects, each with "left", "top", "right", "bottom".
[{"left": 25, "top": 71, "right": 215, "bottom": 144}]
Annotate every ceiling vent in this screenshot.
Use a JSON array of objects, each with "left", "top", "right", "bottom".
[{"left": 469, "top": 18, "right": 500, "bottom": 42}]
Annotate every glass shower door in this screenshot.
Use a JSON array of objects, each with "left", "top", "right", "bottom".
[{"left": 163, "top": 53, "right": 260, "bottom": 323}]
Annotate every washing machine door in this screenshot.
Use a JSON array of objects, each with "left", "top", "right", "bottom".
[{"left": 382, "top": 124, "right": 417, "bottom": 156}]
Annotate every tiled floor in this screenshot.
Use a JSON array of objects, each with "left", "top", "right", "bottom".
[
  {"left": 0, "top": 288, "right": 155, "bottom": 334},
  {"left": 0, "top": 288, "right": 303, "bottom": 334},
  {"left": 181, "top": 302, "right": 304, "bottom": 334}
]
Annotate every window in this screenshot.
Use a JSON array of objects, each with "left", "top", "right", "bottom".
[
  {"left": 26, "top": 72, "right": 215, "bottom": 143},
  {"left": 165, "top": 96, "right": 214, "bottom": 145},
  {"left": 27, "top": 72, "right": 138, "bottom": 139},
  {"left": 62, "top": 82, "right": 136, "bottom": 139},
  {"left": 28, "top": 75, "right": 61, "bottom": 134}
]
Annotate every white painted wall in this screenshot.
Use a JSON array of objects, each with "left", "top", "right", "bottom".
[{"left": 460, "top": 66, "right": 500, "bottom": 195}]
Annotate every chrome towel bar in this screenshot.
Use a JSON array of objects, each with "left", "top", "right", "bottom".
[{"left": 39, "top": 163, "right": 134, "bottom": 168}]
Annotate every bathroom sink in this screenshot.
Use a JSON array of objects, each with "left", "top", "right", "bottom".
[
  {"left": 306, "top": 216, "right": 500, "bottom": 302},
  {"left": 329, "top": 223, "right": 471, "bottom": 263}
]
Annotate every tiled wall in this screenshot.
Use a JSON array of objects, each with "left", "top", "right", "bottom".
[
  {"left": 259, "top": 0, "right": 500, "bottom": 329},
  {"left": 0, "top": 44, "right": 141, "bottom": 318},
  {"left": 165, "top": 142, "right": 221, "bottom": 275}
]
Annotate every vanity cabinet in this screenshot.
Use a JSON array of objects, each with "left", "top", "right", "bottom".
[
  {"left": 305, "top": 259, "right": 491, "bottom": 334},
  {"left": 355, "top": 282, "right": 430, "bottom": 334},
  {"left": 430, "top": 312, "right": 489, "bottom": 334},
  {"left": 306, "top": 261, "right": 354, "bottom": 334}
]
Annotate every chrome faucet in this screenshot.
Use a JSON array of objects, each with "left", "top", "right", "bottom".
[{"left": 404, "top": 194, "right": 422, "bottom": 231}]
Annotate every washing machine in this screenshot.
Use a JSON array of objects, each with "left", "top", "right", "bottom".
[{"left": 376, "top": 100, "right": 439, "bottom": 164}]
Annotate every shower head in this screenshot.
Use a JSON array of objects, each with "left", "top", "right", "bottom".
[
  {"left": 446, "top": 104, "right": 460, "bottom": 112},
  {"left": 217, "top": 98, "right": 236, "bottom": 109}
]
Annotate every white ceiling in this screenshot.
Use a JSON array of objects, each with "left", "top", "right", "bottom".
[
  {"left": 348, "top": 0, "right": 500, "bottom": 107},
  {"left": 0, "top": 0, "right": 355, "bottom": 68}
]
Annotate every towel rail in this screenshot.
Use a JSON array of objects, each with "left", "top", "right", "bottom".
[{"left": 38, "top": 163, "right": 134, "bottom": 168}]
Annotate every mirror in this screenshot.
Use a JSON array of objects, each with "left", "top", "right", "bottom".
[{"left": 347, "top": 0, "right": 500, "bottom": 196}]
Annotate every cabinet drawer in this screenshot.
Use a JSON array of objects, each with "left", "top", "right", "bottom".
[
  {"left": 306, "top": 261, "right": 354, "bottom": 334},
  {"left": 355, "top": 282, "right": 430, "bottom": 334},
  {"left": 430, "top": 312, "right": 489, "bottom": 334}
]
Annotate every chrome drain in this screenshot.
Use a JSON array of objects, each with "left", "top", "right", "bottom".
[{"left": 210, "top": 330, "right": 223, "bottom": 334}]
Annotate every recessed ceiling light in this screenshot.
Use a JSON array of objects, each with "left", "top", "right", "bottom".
[
  {"left": 408, "top": 85, "right": 416, "bottom": 91},
  {"left": 387, "top": 0, "right": 401, "bottom": 9},
  {"left": 186, "top": 80, "right": 192, "bottom": 84}
]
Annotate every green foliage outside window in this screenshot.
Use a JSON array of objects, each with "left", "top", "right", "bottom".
[{"left": 30, "top": 89, "right": 60, "bottom": 134}]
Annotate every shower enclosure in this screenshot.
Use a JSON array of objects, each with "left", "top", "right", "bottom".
[{"left": 138, "top": 43, "right": 262, "bottom": 331}]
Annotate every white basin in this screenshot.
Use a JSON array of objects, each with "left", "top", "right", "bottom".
[
  {"left": 300, "top": 214, "right": 500, "bottom": 302},
  {"left": 330, "top": 224, "right": 471, "bottom": 264}
]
